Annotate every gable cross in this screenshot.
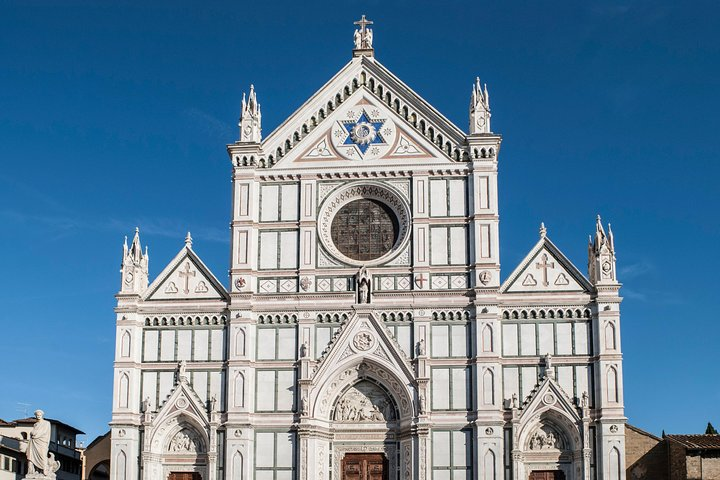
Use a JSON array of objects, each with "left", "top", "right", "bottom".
[
  {"left": 178, "top": 262, "right": 196, "bottom": 294},
  {"left": 535, "top": 253, "right": 555, "bottom": 287},
  {"left": 353, "top": 15, "right": 374, "bottom": 50}
]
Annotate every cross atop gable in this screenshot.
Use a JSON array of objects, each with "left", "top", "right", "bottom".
[
  {"left": 144, "top": 242, "right": 228, "bottom": 302},
  {"left": 501, "top": 234, "right": 592, "bottom": 294}
]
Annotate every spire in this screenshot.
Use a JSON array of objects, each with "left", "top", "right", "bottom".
[
  {"left": 120, "top": 227, "right": 149, "bottom": 294},
  {"left": 588, "top": 215, "right": 617, "bottom": 285},
  {"left": 239, "top": 85, "right": 262, "bottom": 142},
  {"left": 185, "top": 231, "right": 193, "bottom": 248},
  {"left": 469, "top": 76, "right": 491, "bottom": 134},
  {"left": 352, "top": 15, "right": 374, "bottom": 57}
]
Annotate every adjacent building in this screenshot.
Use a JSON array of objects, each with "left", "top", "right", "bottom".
[{"left": 110, "top": 19, "right": 626, "bottom": 480}]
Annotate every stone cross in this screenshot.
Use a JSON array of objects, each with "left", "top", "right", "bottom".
[
  {"left": 179, "top": 262, "right": 196, "bottom": 294},
  {"left": 353, "top": 15, "right": 374, "bottom": 49},
  {"left": 535, "top": 253, "right": 555, "bottom": 287}
]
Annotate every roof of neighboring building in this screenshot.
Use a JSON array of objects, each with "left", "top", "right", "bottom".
[
  {"left": 626, "top": 423, "right": 663, "bottom": 442},
  {"left": 0, "top": 419, "right": 15, "bottom": 426},
  {"left": 666, "top": 434, "right": 720, "bottom": 450},
  {"left": 85, "top": 431, "right": 110, "bottom": 450},
  {"left": 13, "top": 417, "right": 85, "bottom": 435}
]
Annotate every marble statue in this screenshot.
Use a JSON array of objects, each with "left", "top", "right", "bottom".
[
  {"left": 25, "top": 410, "right": 51, "bottom": 476},
  {"left": 358, "top": 278, "right": 370, "bottom": 303}
]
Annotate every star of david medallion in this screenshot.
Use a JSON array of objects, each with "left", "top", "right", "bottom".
[{"left": 332, "top": 103, "right": 396, "bottom": 160}]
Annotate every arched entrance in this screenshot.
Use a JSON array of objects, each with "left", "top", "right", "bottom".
[
  {"left": 331, "top": 379, "right": 398, "bottom": 480},
  {"left": 516, "top": 410, "right": 583, "bottom": 480}
]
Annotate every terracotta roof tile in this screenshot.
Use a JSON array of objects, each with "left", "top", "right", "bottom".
[{"left": 666, "top": 434, "right": 720, "bottom": 449}]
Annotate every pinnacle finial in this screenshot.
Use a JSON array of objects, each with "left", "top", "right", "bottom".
[
  {"left": 185, "top": 231, "right": 193, "bottom": 248},
  {"left": 352, "top": 15, "right": 374, "bottom": 56},
  {"left": 539, "top": 222, "right": 547, "bottom": 238}
]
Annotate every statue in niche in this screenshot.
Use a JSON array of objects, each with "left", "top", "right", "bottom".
[
  {"left": 333, "top": 381, "right": 395, "bottom": 422},
  {"left": 300, "top": 342, "right": 308, "bottom": 358},
  {"left": 416, "top": 339, "right": 426, "bottom": 356},
  {"left": 176, "top": 360, "right": 188, "bottom": 383},
  {"left": 356, "top": 267, "right": 371, "bottom": 304},
  {"left": 300, "top": 395, "right": 309, "bottom": 416}
]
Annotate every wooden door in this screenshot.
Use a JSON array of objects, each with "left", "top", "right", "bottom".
[
  {"left": 168, "top": 472, "right": 201, "bottom": 480},
  {"left": 342, "top": 453, "right": 387, "bottom": 480},
  {"left": 529, "top": 471, "right": 565, "bottom": 480}
]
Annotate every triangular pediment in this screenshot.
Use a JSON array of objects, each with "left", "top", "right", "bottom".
[
  {"left": 152, "top": 376, "right": 211, "bottom": 429},
  {"left": 519, "top": 375, "right": 582, "bottom": 424},
  {"left": 144, "top": 245, "right": 228, "bottom": 301},
  {"left": 312, "top": 309, "right": 415, "bottom": 387},
  {"left": 272, "top": 88, "right": 455, "bottom": 169},
  {"left": 256, "top": 56, "right": 469, "bottom": 170},
  {"left": 500, "top": 236, "right": 592, "bottom": 294}
]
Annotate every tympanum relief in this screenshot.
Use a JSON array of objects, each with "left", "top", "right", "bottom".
[
  {"left": 333, "top": 381, "right": 396, "bottom": 422},
  {"left": 168, "top": 429, "right": 201, "bottom": 453}
]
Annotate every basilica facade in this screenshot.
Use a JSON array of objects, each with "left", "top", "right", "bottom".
[{"left": 110, "top": 19, "right": 626, "bottom": 480}]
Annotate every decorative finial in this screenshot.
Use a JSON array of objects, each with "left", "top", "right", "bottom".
[
  {"left": 469, "top": 75, "right": 491, "bottom": 134},
  {"left": 352, "top": 15, "right": 374, "bottom": 57},
  {"left": 185, "top": 231, "right": 193, "bottom": 248},
  {"left": 135, "top": 226, "right": 139, "bottom": 233},
  {"left": 539, "top": 222, "right": 547, "bottom": 238},
  {"left": 239, "top": 85, "right": 262, "bottom": 142}
]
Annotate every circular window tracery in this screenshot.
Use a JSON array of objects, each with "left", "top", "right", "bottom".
[
  {"left": 318, "top": 183, "right": 410, "bottom": 266},
  {"left": 331, "top": 199, "right": 399, "bottom": 261}
]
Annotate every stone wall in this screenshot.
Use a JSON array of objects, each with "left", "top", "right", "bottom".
[{"left": 625, "top": 425, "right": 668, "bottom": 480}]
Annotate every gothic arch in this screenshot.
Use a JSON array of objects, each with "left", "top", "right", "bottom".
[
  {"left": 481, "top": 324, "right": 493, "bottom": 352},
  {"left": 311, "top": 357, "right": 414, "bottom": 422},
  {"left": 233, "top": 372, "right": 245, "bottom": 408},
  {"left": 235, "top": 328, "right": 246, "bottom": 356},
  {"left": 608, "top": 446, "right": 621, "bottom": 480},
  {"left": 232, "top": 451, "right": 244, "bottom": 480},
  {"left": 482, "top": 368, "right": 495, "bottom": 405},
  {"left": 120, "top": 330, "right": 131, "bottom": 357},
  {"left": 115, "top": 451, "right": 127, "bottom": 480},
  {"left": 517, "top": 407, "right": 582, "bottom": 455},
  {"left": 483, "top": 449, "right": 496, "bottom": 480},
  {"left": 118, "top": 373, "right": 129, "bottom": 408},
  {"left": 148, "top": 414, "right": 209, "bottom": 456},
  {"left": 607, "top": 366, "right": 619, "bottom": 403},
  {"left": 605, "top": 322, "right": 616, "bottom": 350}
]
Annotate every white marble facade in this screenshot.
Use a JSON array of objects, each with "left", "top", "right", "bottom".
[{"left": 110, "top": 20, "right": 625, "bottom": 480}]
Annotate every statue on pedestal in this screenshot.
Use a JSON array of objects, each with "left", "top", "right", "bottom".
[{"left": 22, "top": 410, "right": 59, "bottom": 479}]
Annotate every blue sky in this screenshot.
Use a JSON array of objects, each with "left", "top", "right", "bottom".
[{"left": 1, "top": 1, "right": 718, "bottom": 443}]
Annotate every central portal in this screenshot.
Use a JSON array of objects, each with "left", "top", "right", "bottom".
[
  {"left": 342, "top": 453, "right": 387, "bottom": 480},
  {"left": 529, "top": 471, "right": 566, "bottom": 480},
  {"left": 168, "top": 473, "right": 201, "bottom": 480}
]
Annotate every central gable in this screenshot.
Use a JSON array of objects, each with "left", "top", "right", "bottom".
[
  {"left": 258, "top": 56, "right": 468, "bottom": 170},
  {"left": 273, "top": 88, "right": 455, "bottom": 169}
]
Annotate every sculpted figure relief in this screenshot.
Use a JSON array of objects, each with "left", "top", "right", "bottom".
[
  {"left": 169, "top": 429, "right": 198, "bottom": 453},
  {"left": 529, "top": 428, "right": 560, "bottom": 450},
  {"left": 333, "top": 381, "right": 395, "bottom": 422}
]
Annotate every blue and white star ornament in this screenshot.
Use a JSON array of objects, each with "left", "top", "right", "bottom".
[{"left": 332, "top": 105, "right": 396, "bottom": 160}]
